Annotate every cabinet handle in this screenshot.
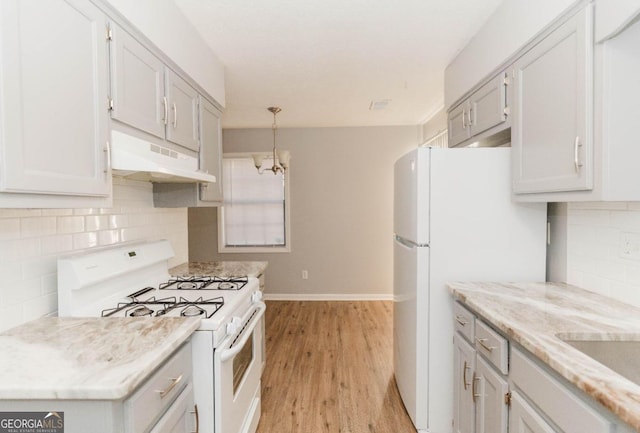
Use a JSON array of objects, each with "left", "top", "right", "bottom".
[
  {"left": 156, "top": 374, "right": 183, "bottom": 398},
  {"left": 476, "top": 337, "right": 495, "bottom": 352},
  {"left": 574, "top": 136, "right": 583, "bottom": 172},
  {"left": 172, "top": 103, "right": 178, "bottom": 128},
  {"left": 162, "top": 97, "right": 168, "bottom": 125},
  {"left": 463, "top": 360, "right": 470, "bottom": 390},
  {"left": 468, "top": 107, "right": 473, "bottom": 126},
  {"left": 472, "top": 373, "right": 481, "bottom": 403},
  {"left": 190, "top": 404, "right": 199, "bottom": 433},
  {"left": 455, "top": 316, "right": 467, "bottom": 327},
  {"left": 462, "top": 110, "right": 467, "bottom": 129},
  {"left": 103, "top": 141, "right": 111, "bottom": 175}
]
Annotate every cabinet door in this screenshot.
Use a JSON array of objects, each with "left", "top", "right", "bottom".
[
  {"left": 110, "top": 23, "right": 166, "bottom": 140},
  {"left": 469, "top": 73, "right": 507, "bottom": 137},
  {"left": 512, "top": 4, "right": 594, "bottom": 194},
  {"left": 475, "top": 356, "right": 508, "bottom": 433},
  {"left": 166, "top": 69, "right": 199, "bottom": 152},
  {"left": 448, "top": 101, "right": 471, "bottom": 147},
  {"left": 198, "top": 97, "right": 223, "bottom": 203},
  {"left": 0, "top": 0, "right": 110, "bottom": 196},
  {"left": 453, "top": 334, "right": 476, "bottom": 433},
  {"left": 509, "top": 391, "right": 556, "bottom": 433}
]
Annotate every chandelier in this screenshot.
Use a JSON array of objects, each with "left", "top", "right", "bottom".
[{"left": 252, "top": 106, "right": 290, "bottom": 175}]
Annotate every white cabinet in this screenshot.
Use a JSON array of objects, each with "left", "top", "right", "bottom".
[
  {"left": 152, "top": 96, "right": 222, "bottom": 207},
  {"left": 511, "top": 4, "right": 594, "bottom": 194},
  {"left": 453, "top": 334, "right": 476, "bottom": 433},
  {"left": 448, "top": 72, "right": 509, "bottom": 148},
  {"left": 109, "top": 23, "right": 166, "bottom": 140},
  {"left": 453, "top": 303, "right": 508, "bottom": 433},
  {"left": 0, "top": 0, "right": 111, "bottom": 205},
  {"left": 197, "top": 97, "right": 223, "bottom": 203},
  {"left": 475, "top": 356, "right": 508, "bottom": 433},
  {"left": 509, "top": 391, "right": 555, "bottom": 433},
  {"left": 165, "top": 70, "right": 199, "bottom": 152},
  {"left": 109, "top": 24, "right": 200, "bottom": 153}
]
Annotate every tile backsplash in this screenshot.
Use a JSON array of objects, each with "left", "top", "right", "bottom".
[
  {"left": 567, "top": 202, "right": 640, "bottom": 307},
  {"left": 0, "top": 178, "right": 187, "bottom": 332}
]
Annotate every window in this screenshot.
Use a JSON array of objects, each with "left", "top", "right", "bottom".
[{"left": 218, "top": 153, "right": 291, "bottom": 253}]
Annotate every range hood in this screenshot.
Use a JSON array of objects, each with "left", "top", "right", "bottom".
[{"left": 110, "top": 130, "right": 217, "bottom": 184}]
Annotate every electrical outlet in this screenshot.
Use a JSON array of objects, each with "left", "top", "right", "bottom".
[
  {"left": 302, "top": 270, "right": 309, "bottom": 280},
  {"left": 620, "top": 232, "right": 640, "bottom": 260}
]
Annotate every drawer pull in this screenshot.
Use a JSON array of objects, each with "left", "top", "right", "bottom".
[
  {"left": 476, "top": 337, "right": 495, "bottom": 352},
  {"left": 472, "top": 373, "right": 481, "bottom": 403},
  {"left": 190, "top": 404, "right": 199, "bottom": 433},
  {"left": 156, "top": 374, "right": 183, "bottom": 398},
  {"left": 463, "top": 360, "right": 470, "bottom": 390},
  {"left": 455, "top": 316, "right": 467, "bottom": 327}
]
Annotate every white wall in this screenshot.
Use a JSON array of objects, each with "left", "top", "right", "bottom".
[
  {"left": 189, "top": 126, "right": 420, "bottom": 299},
  {"left": 0, "top": 178, "right": 188, "bottom": 332},
  {"left": 565, "top": 202, "right": 640, "bottom": 307}
]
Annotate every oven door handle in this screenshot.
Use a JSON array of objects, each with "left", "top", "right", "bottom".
[{"left": 219, "top": 302, "right": 266, "bottom": 363}]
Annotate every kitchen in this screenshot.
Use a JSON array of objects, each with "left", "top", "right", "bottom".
[{"left": 1, "top": 0, "right": 640, "bottom": 432}]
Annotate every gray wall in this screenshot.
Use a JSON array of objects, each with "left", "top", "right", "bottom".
[{"left": 189, "top": 125, "right": 420, "bottom": 298}]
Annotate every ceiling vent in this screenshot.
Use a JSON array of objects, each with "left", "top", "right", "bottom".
[{"left": 369, "top": 99, "right": 391, "bottom": 110}]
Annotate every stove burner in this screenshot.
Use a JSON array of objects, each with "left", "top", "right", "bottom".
[
  {"left": 159, "top": 275, "right": 248, "bottom": 291},
  {"left": 129, "top": 305, "right": 153, "bottom": 317},
  {"left": 181, "top": 305, "right": 206, "bottom": 317}
]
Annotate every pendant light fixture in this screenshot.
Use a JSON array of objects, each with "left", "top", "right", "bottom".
[{"left": 252, "top": 106, "right": 290, "bottom": 175}]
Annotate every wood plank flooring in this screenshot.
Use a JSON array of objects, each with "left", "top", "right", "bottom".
[{"left": 257, "top": 301, "right": 417, "bottom": 433}]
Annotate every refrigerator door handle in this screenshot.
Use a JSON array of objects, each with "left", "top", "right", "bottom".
[{"left": 394, "top": 235, "right": 429, "bottom": 249}]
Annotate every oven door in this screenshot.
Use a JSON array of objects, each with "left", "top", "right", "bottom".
[{"left": 215, "top": 301, "right": 266, "bottom": 433}]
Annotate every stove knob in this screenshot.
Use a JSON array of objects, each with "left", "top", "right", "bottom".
[
  {"left": 252, "top": 291, "right": 263, "bottom": 303},
  {"left": 226, "top": 317, "right": 242, "bottom": 335}
]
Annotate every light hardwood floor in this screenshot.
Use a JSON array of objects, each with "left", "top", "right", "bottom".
[{"left": 256, "top": 301, "right": 417, "bottom": 433}]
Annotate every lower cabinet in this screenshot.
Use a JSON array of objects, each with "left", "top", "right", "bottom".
[
  {"left": 453, "top": 333, "right": 475, "bottom": 433},
  {"left": 453, "top": 301, "right": 625, "bottom": 433},
  {"left": 453, "top": 303, "right": 508, "bottom": 433},
  {"left": 509, "top": 391, "right": 555, "bottom": 433},
  {"left": 1, "top": 342, "right": 197, "bottom": 433},
  {"left": 475, "top": 356, "right": 508, "bottom": 433}
]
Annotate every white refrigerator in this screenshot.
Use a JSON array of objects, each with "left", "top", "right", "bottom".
[{"left": 393, "top": 147, "right": 546, "bottom": 433}]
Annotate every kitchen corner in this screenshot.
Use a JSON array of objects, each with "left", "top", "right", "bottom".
[{"left": 449, "top": 281, "right": 640, "bottom": 432}]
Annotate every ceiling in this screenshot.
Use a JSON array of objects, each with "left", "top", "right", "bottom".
[{"left": 174, "top": 0, "right": 503, "bottom": 129}]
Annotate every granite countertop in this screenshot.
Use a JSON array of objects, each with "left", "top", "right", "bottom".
[
  {"left": 0, "top": 317, "right": 200, "bottom": 400},
  {"left": 170, "top": 261, "right": 268, "bottom": 278},
  {"left": 448, "top": 281, "right": 640, "bottom": 431}
]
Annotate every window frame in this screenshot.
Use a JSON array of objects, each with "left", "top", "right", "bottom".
[{"left": 217, "top": 152, "right": 291, "bottom": 253}]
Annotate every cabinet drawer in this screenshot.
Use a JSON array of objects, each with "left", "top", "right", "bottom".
[
  {"left": 475, "top": 320, "right": 508, "bottom": 374},
  {"left": 511, "top": 348, "right": 613, "bottom": 433},
  {"left": 454, "top": 302, "right": 475, "bottom": 343},
  {"left": 125, "top": 341, "right": 192, "bottom": 433}
]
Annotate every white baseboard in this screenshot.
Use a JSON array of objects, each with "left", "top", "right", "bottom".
[{"left": 263, "top": 293, "right": 393, "bottom": 301}]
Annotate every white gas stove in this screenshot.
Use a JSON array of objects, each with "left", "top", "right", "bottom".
[{"left": 57, "top": 239, "right": 264, "bottom": 433}]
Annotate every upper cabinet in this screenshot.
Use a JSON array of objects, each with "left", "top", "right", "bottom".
[
  {"left": 0, "top": 0, "right": 225, "bottom": 208},
  {"left": 447, "top": 0, "right": 640, "bottom": 202},
  {"left": 511, "top": 4, "right": 594, "bottom": 194},
  {"left": 152, "top": 97, "right": 223, "bottom": 208},
  {"left": 0, "top": 0, "right": 112, "bottom": 207},
  {"left": 198, "top": 97, "right": 223, "bottom": 204},
  {"left": 109, "top": 24, "right": 166, "bottom": 140},
  {"left": 448, "top": 72, "right": 510, "bottom": 148},
  {"left": 110, "top": 24, "right": 200, "bottom": 153}
]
